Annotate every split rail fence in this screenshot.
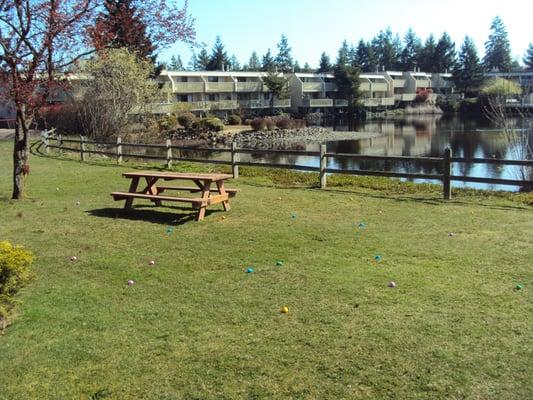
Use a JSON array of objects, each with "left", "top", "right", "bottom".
[{"left": 40, "top": 134, "right": 533, "bottom": 199}]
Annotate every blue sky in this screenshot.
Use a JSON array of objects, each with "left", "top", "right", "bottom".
[{"left": 162, "top": 0, "right": 532, "bottom": 68}]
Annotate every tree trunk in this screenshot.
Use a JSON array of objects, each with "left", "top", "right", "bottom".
[{"left": 12, "top": 105, "right": 30, "bottom": 200}]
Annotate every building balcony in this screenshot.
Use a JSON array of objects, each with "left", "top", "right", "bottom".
[
  {"left": 173, "top": 82, "right": 205, "bottom": 93},
  {"left": 273, "top": 99, "right": 291, "bottom": 107},
  {"left": 359, "top": 82, "right": 371, "bottom": 91},
  {"left": 381, "top": 97, "right": 395, "bottom": 106},
  {"left": 415, "top": 79, "right": 431, "bottom": 88},
  {"left": 392, "top": 79, "right": 406, "bottom": 88},
  {"left": 394, "top": 93, "right": 416, "bottom": 101},
  {"left": 362, "top": 98, "right": 381, "bottom": 107},
  {"left": 303, "top": 98, "right": 333, "bottom": 107},
  {"left": 303, "top": 82, "right": 323, "bottom": 91},
  {"left": 236, "top": 82, "right": 263, "bottom": 92},
  {"left": 371, "top": 82, "right": 389, "bottom": 92},
  {"left": 205, "top": 82, "right": 235, "bottom": 92},
  {"left": 334, "top": 99, "right": 349, "bottom": 107}
]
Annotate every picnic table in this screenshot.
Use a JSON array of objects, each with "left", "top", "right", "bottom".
[{"left": 111, "top": 171, "right": 237, "bottom": 221}]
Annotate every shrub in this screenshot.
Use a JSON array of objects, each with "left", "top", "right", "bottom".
[
  {"left": 193, "top": 117, "right": 224, "bottom": 133},
  {"left": 415, "top": 88, "right": 433, "bottom": 103},
  {"left": 0, "top": 241, "right": 34, "bottom": 322},
  {"left": 265, "top": 117, "right": 276, "bottom": 130},
  {"left": 250, "top": 117, "right": 267, "bottom": 131},
  {"left": 276, "top": 116, "right": 292, "bottom": 129},
  {"left": 294, "top": 119, "right": 306, "bottom": 129},
  {"left": 227, "top": 114, "right": 242, "bottom": 125},
  {"left": 177, "top": 112, "right": 196, "bottom": 129},
  {"left": 38, "top": 103, "right": 83, "bottom": 134},
  {"left": 158, "top": 114, "right": 178, "bottom": 132}
]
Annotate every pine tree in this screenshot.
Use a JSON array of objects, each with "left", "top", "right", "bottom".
[
  {"left": 188, "top": 52, "right": 198, "bottom": 71},
  {"left": 524, "top": 43, "right": 533, "bottom": 70},
  {"left": 418, "top": 34, "right": 437, "bottom": 72},
  {"left": 92, "top": 0, "right": 154, "bottom": 60},
  {"left": 333, "top": 56, "right": 360, "bottom": 119},
  {"left": 246, "top": 51, "right": 261, "bottom": 71},
  {"left": 275, "top": 34, "right": 294, "bottom": 72},
  {"left": 400, "top": 28, "right": 422, "bottom": 71},
  {"left": 261, "top": 48, "right": 276, "bottom": 72},
  {"left": 355, "top": 39, "right": 378, "bottom": 72},
  {"left": 207, "top": 36, "right": 229, "bottom": 71},
  {"left": 293, "top": 60, "right": 301, "bottom": 73},
  {"left": 452, "top": 36, "right": 484, "bottom": 96},
  {"left": 483, "top": 16, "right": 512, "bottom": 72},
  {"left": 302, "top": 62, "right": 313, "bottom": 73},
  {"left": 196, "top": 47, "right": 210, "bottom": 70},
  {"left": 317, "top": 52, "right": 332, "bottom": 73},
  {"left": 169, "top": 55, "right": 184, "bottom": 71},
  {"left": 434, "top": 32, "right": 456, "bottom": 72},
  {"left": 228, "top": 54, "right": 241, "bottom": 71},
  {"left": 371, "top": 28, "right": 400, "bottom": 70},
  {"left": 336, "top": 40, "right": 350, "bottom": 67}
]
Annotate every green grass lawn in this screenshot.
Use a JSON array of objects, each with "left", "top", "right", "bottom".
[{"left": 0, "top": 141, "right": 532, "bottom": 399}]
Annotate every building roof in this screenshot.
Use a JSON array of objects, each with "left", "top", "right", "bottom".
[{"left": 161, "top": 70, "right": 278, "bottom": 78}]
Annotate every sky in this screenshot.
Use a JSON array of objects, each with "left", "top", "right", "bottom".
[{"left": 161, "top": 0, "right": 533, "bottom": 68}]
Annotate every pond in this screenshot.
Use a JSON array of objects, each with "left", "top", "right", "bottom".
[{"left": 242, "top": 115, "right": 533, "bottom": 191}]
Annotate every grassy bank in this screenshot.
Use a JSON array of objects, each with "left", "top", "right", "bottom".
[{"left": 0, "top": 141, "right": 532, "bottom": 399}]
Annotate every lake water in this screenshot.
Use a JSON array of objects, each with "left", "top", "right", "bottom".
[{"left": 241, "top": 115, "right": 533, "bottom": 192}]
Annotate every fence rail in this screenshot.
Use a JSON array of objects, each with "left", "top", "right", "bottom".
[{"left": 40, "top": 134, "right": 533, "bottom": 199}]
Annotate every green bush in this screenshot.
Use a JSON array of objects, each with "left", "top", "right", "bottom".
[
  {"left": 193, "top": 117, "right": 224, "bottom": 133},
  {"left": 250, "top": 117, "right": 267, "bottom": 131},
  {"left": 158, "top": 114, "right": 178, "bottom": 132},
  {"left": 0, "top": 241, "right": 34, "bottom": 320},
  {"left": 227, "top": 114, "right": 242, "bottom": 125},
  {"left": 177, "top": 112, "right": 196, "bottom": 129}
]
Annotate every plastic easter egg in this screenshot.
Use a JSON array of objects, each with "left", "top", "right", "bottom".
[
  {"left": 70, "top": 256, "right": 77, "bottom": 262},
  {"left": 281, "top": 306, "right": 289, "bottom": 314},
  {"left": 388, "top": 281, "right": 397, "bottom": 288},
  {"left": 127, "top": 280, "right": 134, "bottom": 286},
  {"left": 246, "top": 268, "right": 254, "bottom": 273},
  {"left": 148, "top": 260, "right": 155, "bottom": 266}
]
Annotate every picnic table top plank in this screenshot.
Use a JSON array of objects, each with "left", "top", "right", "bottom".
[{"left": 122, "top": 171, "right": 233, "bottom": 181}]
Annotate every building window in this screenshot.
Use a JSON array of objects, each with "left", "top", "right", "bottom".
[{"left": 208, "top": 77, "right": 219, "bottom": 82}]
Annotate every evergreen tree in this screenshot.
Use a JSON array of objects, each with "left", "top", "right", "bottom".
[
  {"left": 188, "top": 52, "right": 198, "bottom": 70},
  {"left": 452, "top": 36, "right": 484, "bottom": 96},
  {"left": 524, "top": 43, "right": 533, "bottom": 70},
  {"left": 275, "top": 34, "right": 294, "bottom": 72},
  {"left": 418, "top": 34, "right": 437, "bottom": 71},
  {"left": 169, "top": 55, "right": 184, "bottom": 71},
  {"left": 355, "top": 39, "right": 378, "bottom": 72},
  {"left": 434, "top": 32, "right": 456, "bottom": 72},
  {"left": 371, "top": 28, "right": 400, "bottom": 70},
  {"left": 333, "top": 56, "right": 360, "bottom": 120},
  {"left": 207, "top": 36, "right": 229, "bottom": 71},
  {"left": 196, "top": 47, "right": 210, "bottom": 70},
  {"left": 247, "top": 51, "right": 261, "bottom": 71},
  {"left": 228, "top": 54, "right": 241, "bottom": 71},
  {"left": 261, "top": 48, "right": 276, "bottom": 72},
  {"left": 92, "top": 0, "right": 154, "bottom": 60},
  {"left": 400, "top": 28, "right": 422, "bottom": 71},
  {"left": 293, "top": 60, "right": 301, "bottom": 73},
  {"left": 302, "top": 62, "right": 313, "bottom": 73},
  {"left": 336, "top": 40, "right": 351, "bottom": 67},
  {"left": 483, "top": 16, "right": 512, "bottom": 72},
  {"left": 317, "top": 52, "right": 332, "bottom": 73}
]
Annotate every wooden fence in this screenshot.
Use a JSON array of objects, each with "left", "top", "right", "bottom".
[{"left": 40, "top": 134, "right": 533, "bottom": 199}]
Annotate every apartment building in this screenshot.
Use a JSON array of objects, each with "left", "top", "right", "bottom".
[{"left": 154, "top": 70, "right": 291, "bottom": 114}]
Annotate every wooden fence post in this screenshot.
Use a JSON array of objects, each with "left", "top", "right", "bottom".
[
  {"left": 231, "top": 141, "right": 239, "bottom": 179},
  {"left": 117, "top": 136, "right": 123, "bottom": 164},
  {"left": 58, "top": 133, "right": 62, "bottom": 154},
  {"left": 80, "top": 135, "right": 85, "bottom": 161},
  {"left": 43, "top": 132, "right": 49, "bottom": 154},
  {"left": 320, "top": 143, "right": 327, "bottom": 188},
  {"left": 166, "top": 139, "right": 172, "bottom": 169},
  {"left": 443, "top": 147, "right": 452, "bottom": 200}
]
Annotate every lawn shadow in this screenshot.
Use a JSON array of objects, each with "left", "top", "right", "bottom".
[{"left": 87, "top": 205, "right": 216, "bottom": 225}]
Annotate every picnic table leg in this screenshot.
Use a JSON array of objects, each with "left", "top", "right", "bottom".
[
  {"left": 124, "top": 177, "right": 140, "bottom": 209},
  {"left": 145, "top": 177, "right": 162, "bottom": 206},
  {"left": 196, "top": 181, "right": 211, "bottom": 221},
  {"left": 216, "top": 180, "right": 231, "bottom": 211}
]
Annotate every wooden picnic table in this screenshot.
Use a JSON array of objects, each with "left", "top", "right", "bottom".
[{"left": 111, "top": 171, "right": 237, "bottom": 221}]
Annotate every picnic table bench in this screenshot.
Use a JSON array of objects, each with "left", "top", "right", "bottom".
[{"left": 111, "top": 171, "right": 238, "bottom": 221}]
